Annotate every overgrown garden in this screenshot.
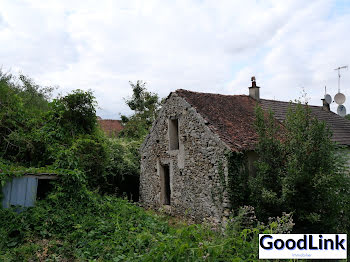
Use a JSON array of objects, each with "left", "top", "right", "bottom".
[{"left": 0, "top": 70, "right": 349, "bottom": 261}]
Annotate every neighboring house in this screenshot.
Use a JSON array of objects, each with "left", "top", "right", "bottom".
[
  {"left": 140, "top": 78, "right": 350, "bottom": 223},
  {"left": 97, "top": 118, "right": 124, "bottom": 137}
]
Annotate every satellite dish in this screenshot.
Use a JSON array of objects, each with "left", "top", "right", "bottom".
[
  {"left": 334, "top": 92, "right": 346, "bottom": 105},
  {"left": 337, "top": 105, "right": 346, "bottom": 117},
  {"left": 324, "top": 94, "right": 332, "bottom": 105}
]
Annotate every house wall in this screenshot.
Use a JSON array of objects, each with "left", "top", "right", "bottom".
[{"left": 140, "top": 93, "right": 230, "bottom": 223}]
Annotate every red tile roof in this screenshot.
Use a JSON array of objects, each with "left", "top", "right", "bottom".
[
  {"left": 176, "top": 89, "right": 350, "bottom": 151},
  {"left": 98, "top": 119, "right": 124, "bottom": 137},
  {"left": 176, "top": 89, "right": 260, "bottom": 151}
]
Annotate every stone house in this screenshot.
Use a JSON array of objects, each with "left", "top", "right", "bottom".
[{"left": 139, "top": 79, "right": 350, "bottom": 223}]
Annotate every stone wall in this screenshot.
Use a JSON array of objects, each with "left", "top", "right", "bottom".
[{"left": 140, "top": 92, "right": 230, "bottom": 222}]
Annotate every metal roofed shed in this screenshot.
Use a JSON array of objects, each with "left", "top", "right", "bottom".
[{"left": 1, "top": 173, "right": 57, "bottom": 209}]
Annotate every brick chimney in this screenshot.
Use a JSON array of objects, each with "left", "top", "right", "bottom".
[
  {"left": 249, "top": 76, "right": 260, "bottom": 100},
  {"left": 321, "top": 98, "right": 330, "bottom": 111}
]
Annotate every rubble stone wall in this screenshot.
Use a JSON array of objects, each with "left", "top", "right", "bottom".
[{"left": 140, "top": 93, "right": 230, "bottom": 222}]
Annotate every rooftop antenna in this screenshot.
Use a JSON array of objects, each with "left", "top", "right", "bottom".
[
  {"left": 333, "top": 66, "right": 347, "bottom": 116},
  {"left": 334, "top": 65, "right": 348, "bottom": 93}
]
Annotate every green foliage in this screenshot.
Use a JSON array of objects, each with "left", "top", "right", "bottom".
[
  {"left": 212, "top": 152, "right": 249, "bottom": 211},
  {"left": 104, "top": 138, "right": 141, "bottom": 191},
  {"left": 345, "top": 114, "right": 350, "bottom": 121},
  {"left": 120, "top": 80, "right": 161, "bottom": 139},
  {"left": 54, "top": 135, "right": 108, "bottom": 190},
  {"left": 0, "top": 71, "right": 99, "bottom": 168},
  {"left": 48, "top": 89, "right": 97, "bottom": 138},
  {"left": 0, "top": 72, "right": 52, "bottom": 165},
  {"left": 226, "top": 151, "right": 249, "bottom": 211},
  {"left": 250, "top": 103, "right": 350, "bottom": 233},
  {"left": 249, "top": 106, "right": 285, "bottom": 220},
  {"left": 0, "top": 191, "right": 295, "bottom": 261}
]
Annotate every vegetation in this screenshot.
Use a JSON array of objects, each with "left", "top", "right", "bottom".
[
  {"left": 120, "top": 80, "right": 161, "bottom": 139},
  {"left": 248, "top": 104, "right": 350, "bottom": 233},
  {"left": 0, "top": 72, "right": 151, "bottom": 196},
  {"left": 0, "top": 188, "right": 293, "bottom": 261},
  {"left": 1, "top": 70, "right": 348, "bottom": 260}
]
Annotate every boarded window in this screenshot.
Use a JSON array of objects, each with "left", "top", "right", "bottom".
[
  {"left": 169, "top": 119, "right": 179, "bottom": 150},
  {"left": 160, "top": 164, "right": 171, "bottom": 205}
]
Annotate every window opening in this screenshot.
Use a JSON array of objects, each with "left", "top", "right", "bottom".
[
  {"left": 169, "top": 119, "right": 179, "bottom": 150},
  {"left": 161, "top": 164, "right": 171, "bottom": 205}
]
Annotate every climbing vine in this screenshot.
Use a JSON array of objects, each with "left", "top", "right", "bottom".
[
  {"left": 0, "top": 158, "right": 88, "bottom": 205},
  {"left": 211, "top": 160, "right": 226, "bottom": 206},
  {"left": 210, "top": 151, "right": 248, "bottom": 211},
  {"left": 225, "top": 151, "right": 249, "bottom": 211}
]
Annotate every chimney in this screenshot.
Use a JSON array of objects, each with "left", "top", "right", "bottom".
[
  {"left": 249, "top": 76, "right": 260, "bottom": 100},
  {"left": 321, "top": 98, "right": 330, "bottom": 111}
]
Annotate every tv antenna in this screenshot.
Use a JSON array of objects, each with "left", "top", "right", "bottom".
[{"left": 334, "top": 65, "right": 348, "bottom": 93}]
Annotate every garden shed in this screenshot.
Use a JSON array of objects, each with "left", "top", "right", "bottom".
[{"left": 1, "top": 174, "right": 57, "bottom": 208}]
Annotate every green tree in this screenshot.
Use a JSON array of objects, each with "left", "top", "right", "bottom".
[
  {"left": 0, "top": 72, "right": 53, "bottom": 165},
  {"left": 47, "top": 89, "right": 98, "bottom": 138},
  {"left": 345, "top": 114, "right": 350, "bottom": 121},
  {"left": 120, "top": 81, "right": 161, "bottom": 139},
  {"left": 249, "top": 107, "right": 285, "bottom": 220},
  {"left": 250, "top": 103, "right": 350, "bottom": 233}
]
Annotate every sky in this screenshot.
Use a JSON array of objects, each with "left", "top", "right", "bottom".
[{"left": 0, "top": 0, "right": 350, "bottom": 119}]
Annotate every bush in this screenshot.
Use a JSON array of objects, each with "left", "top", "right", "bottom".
[
  {"left": 250, "top": 103, "right": 350, "bottom": 233},
  {"left": 0, "top": 192, "right": 297, "bottom": 261}
]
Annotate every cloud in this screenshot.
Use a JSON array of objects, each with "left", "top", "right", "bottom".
[{"left": 0, "top": 0, "right": 349, "bottom": 118}]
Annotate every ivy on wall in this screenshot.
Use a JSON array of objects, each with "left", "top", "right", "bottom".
[
  {"left": 225, "top": 151, "right": 249, "bottom": 211},
  {"left": 210, "top": 151, "right": 248, "bottom": 211}
]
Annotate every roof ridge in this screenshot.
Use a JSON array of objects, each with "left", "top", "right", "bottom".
[
  {"left": 260, "top": 98, "right": 323, "bottom": 108},
  {"left": 176, "top": 89, "right": 250, "bottom": 98}
]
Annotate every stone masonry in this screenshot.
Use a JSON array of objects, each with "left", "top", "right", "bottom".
[
  {"left": 140, "top": 84, "right": 350, "bottom": 224},
  {"left": 140, "top": 92, "right": 230, "bottom": 223}
]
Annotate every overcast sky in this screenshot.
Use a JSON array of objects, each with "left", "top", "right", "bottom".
[{"left": 1, "top": 0, "right": 349, "bottom": 118}]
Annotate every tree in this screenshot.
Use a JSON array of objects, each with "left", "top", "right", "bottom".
[
  {"left": 250, "top": 103, "right": 350, "bottom": 233},
  {"left": 248, "top": 107, "right": 285, "bottom": 221},
  {"left": 0, "top": 72, "right": 53, "bottom": 165},
  {"left": 120, "top": 81, "right": 161, "bottom": 139},
  {"left": 345, "top": 114, "right": 350, "bottom": 121}
]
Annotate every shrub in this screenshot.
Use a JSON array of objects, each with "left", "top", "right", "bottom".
[{"left": 250, "top": 103, "right": 350, "bottom": 233}]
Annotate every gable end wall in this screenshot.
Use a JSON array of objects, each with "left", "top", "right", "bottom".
[{"left": 140, "top": 93, "right": 230, "bottom": 222}]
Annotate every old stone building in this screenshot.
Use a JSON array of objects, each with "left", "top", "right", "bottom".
[{"left": 140, "top": 79, "right": 350, "bottom": 223}]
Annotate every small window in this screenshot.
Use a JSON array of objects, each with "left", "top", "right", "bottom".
[
  {"left": 160, "top": 164, "right": 171, "bottom": 205},
  {"left": 169, "top": 119, "right": 179, "bottom": 150}
]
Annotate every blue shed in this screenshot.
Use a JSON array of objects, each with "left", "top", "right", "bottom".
[{"left": 1, "top": 174, "right": 57, "bottom": 208}]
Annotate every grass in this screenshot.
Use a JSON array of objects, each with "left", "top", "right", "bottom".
[{"left": 0, "top": 192, "right": 264, "bottom": 261}]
